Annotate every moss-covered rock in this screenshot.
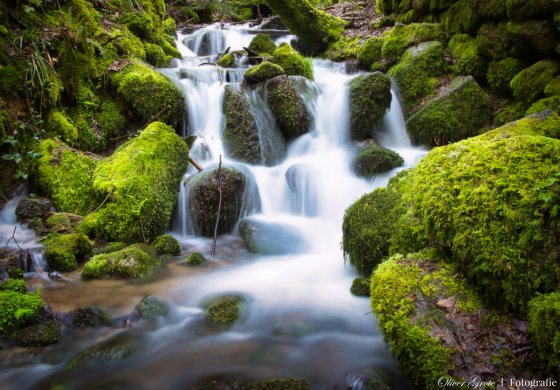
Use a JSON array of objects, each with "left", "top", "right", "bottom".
[
  {"left": 37, "top": 139, "right": 99, "bottom": 216},
  {"left": 545, "top": 76, "right": 560, "bottom": 97},
  {"left": 135, "top": 295, "right": 168, "bottom": 318},
  {"left": 526, "top": 96, "right": 560, "bottom": 116},
  {"left": 271, "top": 44, "right": 313, "bottom": 80},
  {"left": 388, "top": 41, "right": 446, "bottom": 116},
  {"left": 406, "top": 76, "right": 492, "bottom": 145},
  {"left": 506, "top": 0, "right": 560, "bottom": 20},
  {"left": 44, "top": 233, "right": 93, "bottom": 272},
  {"left": 487, "top": 57, "right": 525, "bottom": 93},
  {"left": 82, "top": 243, "right": 160, "bottom": 279},
  {"left": 15, "top": 320, "right": 60, "bottom": 347},
  {"left": 380, "top": 23, "right": 444, "bottom": 64},
  {"left": 238, "top": 217, "right": 308, "bottom": 255},
  {"left": 352, "top": 145, "right": 403, "bottom": 178},
  {"left": 324, "top": 36, "right": 361, "bottom": 62},
  {"left": 348, "top": 72, "right": 392, "bottom": 141},
  {"left": 66, "top": 332, "right": 141, "bottom": 370},
  {"left": 73, "top": 306, "right": 111, "bottom": 328},
  {"left": 244, "top": 61, "right": 286, "bottom": 85},
  {"left": 204, "top": 294, "right": 246, "bottom": 326},
  {"left": 476, "top": 22, "right": 514, "bottom": 59},
  {"left": 188, "top": 167, "right": 260, "bottom": 237},
  {"left": 90, "top": 122, "right": 189, "bottom": 243},
  {"left": 15, "top": 197, "right": 52, "bottom": 219},
  {"left": 265, "top": 75, "right": 311, "bottom": 141},
  {"left": 248, "top": 33, "right": 277, "bottom": 56},
  {"left": 48, "top": 110, "right": 79, "bottom": 145},
  {"left": 216, "top": 52, "right": 235, "bottom": 68},
  {"left": 350, "top": 277, "right": 370, "bottom": 297},
  {"left": 506, "top": 20, "right": 558, "bottom": 57},
  {"left": 448, "top": 34, "right": 487, "bottom": 79},
  {"left": 111, "top": 62, "right": 184, "bottom": 128},
  {"left": 510, "top": 60, "right": 560, "bottom": 104},
  {"left": 528, "top": 292, "right": 560, "bottom": 374},
  {"left": 185, "top": 252, "right": 206, "bottom": 265},
  {"left": 222, "top": 85, "right": 261, "bottom": 165},
  {"left": 151, "top": 234, "right": 181, "bottom": 256},
  {"left": 45, "top": 213, "right": 82, "bottom": 233},
  {"left": 0, "top": 290, "right": 43, "bottom": 334},
  {"left": 440, "top": 0, "right": 506, "bottom": 35},
  {"left": 357, "top": 37, "right": 384, "bottom": 70},
  {"left": 494, "top": 101, "right": 526, "bottom": 126}
]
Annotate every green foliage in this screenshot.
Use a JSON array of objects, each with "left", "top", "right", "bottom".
[
  {"left": 0, "top": 290, "right": 43, "bottom": 334},
  {"left": 244, "top": 61, "right": 285, "bottom": 85},
  {"left": 82, "top": 244, "right": 160, "bottom": 279},
  {"left": 37, "top": 139, "right": 100, "bottom": 216},
  {"left": 448, "top": 34, "right": 487, "bottom": 79},
  {"left": 151, "top": 234, "right": 181, "bottom": 256},
  {"left": 185, "top": 252, "right": 206, "bottom": 265},
  {"left": 510, "top": 60, "right": 560, "bottom": 104},
  {"left": 91, "top": 122, "right": 189, "bottom": 243},
  {"left": 0, "top": 279, "right": 27, "bottom": 294},
  {"left": 43, "top": 233, "right": 93, "bottom": 271},
  {"left": 352, "top": 146, "right": 404, "bottom": 178},
  {"left": 487, "top": 57, "right": 525, "bottom": 94},
  {"left": 528, "top": 292, "right": 560, "bottom": 374},
  {"left": 380, "top": 23, "right": 444, "bottom": 64},
  {"left": 248, "top": 33, "right": 277, "bottom": 56},
  {"left": 271, "top": 44, "right": 313, "bottom": 80},
  {"left": 350, "top": 277, "right": 370, "bottom": 297},
  {"left": 205, "top": 294, "right": 246, "bottom": 325}
]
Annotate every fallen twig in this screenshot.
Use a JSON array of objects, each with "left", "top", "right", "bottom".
[
  {"left": 5, "top": 226, "right": 23, "bottom": 250},
  {"left": 189, "top": 158, "right": 204, "bottom": 173}
]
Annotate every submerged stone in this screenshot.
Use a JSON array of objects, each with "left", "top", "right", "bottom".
[
  {"left": 73, "top": 306, "right": 111, "bottom": 328},
  {"left": 238, "top": 217, "right": 308, "bottom": 255},
  {"left": 135, "top": 295, "right": 168, "bottom": 318},
  {"left": 16, "top": 320, "right": 60, "bottom": 347},
  {"left": 204, "top": 294, "right": 246, "bottom": 326}
]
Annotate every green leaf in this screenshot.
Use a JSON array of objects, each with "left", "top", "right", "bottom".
[{"left": 1, "top": 154, "right": 14, "bottom": 161}]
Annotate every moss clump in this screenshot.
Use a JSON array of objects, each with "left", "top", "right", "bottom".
[
  {"left": 45, "top": 213, "right": 73, "bottom": 232},
  {"left": 163, "top": 17, "right": 176, "bottom": 36},
  {"left": 73, "top": 306, "right": 111, "bottom": 328},
  {"left": 381, "top": 23, "right": 444, "bottom": 64},
  {"left": 353, "top": 146, "right": 404, "bottom": 178},
  {"left": 248, "top": 33, "right": 277, "bottom": 56},
  {"left": 91, "top": 122, "right": 189, "bottom": 243},
  {"left": 266, "top": 75, "right": 311, "bottom": 141},
  {"left": 440, "top": 0, "right": 506, "bottom": 35},
  {"left": 0, "top": 290, "right": 43, "bottom": 334},
  {"left": 0, "top": 279, "right": 27, "bottom": 294},
  {"left": 448, "top": 34, "right": 487, "bottom": 79},
  {"left": 205, "top": 294, "right": 246, "bottom": 326},
  {"left": 151, "top": 234, "right": 181, "bottom": 256},
  {"left": 16, "top": 320, "right": 60, "bottom": 347},
  {"left": 487, "top": 57, "right": 525, "bottom": 93},
  {"left": 545, "top": 76, "right": 560, "bottom": 97},
  {"left": 528, "top": 292, "right": 560, "bottom": 374},
  {"left": 388, "top": 41, "right": 446, "bottom": 117},
  {"left": 144, "top": 42, "right": 167, "bottom": 67},
  {"left": 271, "top": 44, "right": 313, "bottom": 80},
  {"left": 324, "top": 36, "right": 361, "bottom": 62},
  {"left": 185, "top": 252, "right": 206, "bottom": 265},
  {"left": 510, "top": 60, "right": 560, "bottom": 104},
  {"left": 342, "top": 187, "right": 400, "bottom": 276},
  {"left": 66, "top": 332, "right": 140, "bottom": 370},
  {"left": 406, "top": 76, "right": 492, "bottom": 145},
  {"left": 111, "top": 62, "right": 184, "bottom": 128},
  {"left": 244, "top": 61, "right": 286, "bottom": 85},
  {"left": 216, "top": 53, "right": 235, "bottom": 68},
  {"left": 357, "top": 37, "right": 384, "bottom": 70},
  {"left": 135, "top": 295, "right": 168, "bottom": 318},
  {"left": 82, "top": 244, "right": 160, "bottom": 279},
  {"left": 43, "top": 233, "right": 93, "bottom": 272},
  {"left": 348, "top": 72, "right": 392, "bottom": 141},
  {"left": 37, "top": 139, "right": 100, "bottom": 216},
  {"left": 506, "top": 20, "right": 557, "bottom": 57},
  {"left": 476, "top": 22, "right": 514, "bottom": 59},
  {"left": 48, "top": 111, "right": 79, "bottom": 145},
  {"left": 526, "top": 96, "right": 560, "bottom": 116},
  {"left": 222, "top": 85, "right": 261, "bottom": 164},
  {"left": 494, "top": 101, "right": 526, "bottom": 126},
  {"left": 350, "top": 277, "right": 370, "bottom": 297}
]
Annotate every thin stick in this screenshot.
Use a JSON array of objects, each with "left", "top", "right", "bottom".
[
  {"left": 211, "top": 155, "right": 223, "bottom": 259},
  {"left": 189, "top": 158, "right": 204, "bottom": 173},
  {"left": 92, "top": 190, "right": 113, "bottom": 213},
  {"left": 5, "top": 226, "right": 23, "bottom": 250}
]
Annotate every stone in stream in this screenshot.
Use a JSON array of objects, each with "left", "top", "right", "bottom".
[
  {"left": 238, "top": 217, "right": 308, "bottom": 255},
  {"left": 203, "top": 293, "right": 247, "bottom": 326},
  {"left": 15, "top": 197, "right": 52, "bottom": 219},
  {"left": 151, "top": 234, "right": 181, "bottom": 256},
  {"left": 15, "top": 319, "right": 60, "bottom": 347},
  {"left": 352, "top": 142, "right": 404, "bottom": 178},
  {"left": 135, "top": 295, "right": 168, "bottom": 318},
  {"left": 81, "top": 243, "right": 160, "bottom": 279},
  {"left": 73, "top": 305, "right": 112, "bottom": 328}
]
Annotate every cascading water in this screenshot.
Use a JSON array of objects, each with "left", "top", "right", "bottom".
[{"left": 0, "top": 23, "right": 427, "bottom": 389}]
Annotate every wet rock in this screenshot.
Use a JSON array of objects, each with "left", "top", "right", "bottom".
[
  {"left": 238, "top": 217, "right": 308, "bottom": 255},
  {"left": 248, "top": 33, "right": 277, "bottom": 56},
  {"left": 271, "top": 43, "right": 313, "bottom": 80},
  {"left": 244, "top": 62, "right": 285, "bottom": 86},
  {"left": 74, "top": 306, "right": 111, "bottom": 328},
  {"left": 66, "top": 332, "right": 141, "bottom": 370},
  {"left": 15, "top": 197, "right": 52, "bottom": 219},
  {"left": 285, "top": 164, "right": 319, "bottom": 216},
  {"left": 353, "top": 144, "right": 404, "bottom": 178},
  {"left": 43, "top": 233, "right": 93, "bottom": 272},
  {"left": 204, "top": 294, "right": 247, "bottom": 326},
  {"left": 185, "top": 252, "right": 206, "bottom": 265},
  {"left": 184, "top": 29, "right": 226, "bottom": 56},
  {"left": 350, "top": 277, "right": 370, "bottom": 297},
  {"left": 135, "top": 295, "right": 168, "bottom": 318},
  {"left": 82, "top": 243, "right": 160, "bottom": 279},
  {"left": 44, "top": 212, "right": 83, "bottom": 233},
  {"left": 151, "top": 234, "right": 181, "bottom": 256},
  {"left": 260, "top": 16, "right": 288, "bottom": 31},
  {"left": 15, "top": 319, "right": 60, "bottom": 347}
]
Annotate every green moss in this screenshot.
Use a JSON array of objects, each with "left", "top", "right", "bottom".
[
  {"left": 350, "top": 277, "right": 370, "bottom": 297},
  {"left": 476, "top": 22, "right": 515, "bottom": 59},
  {"left": 82, "top": 244, "right": 160, "bottom": 279},
  {"left": 406, "top": 76, "right": 492, "bottom": 145},
  {"left": 111, "top": 62, "right": 185, "bottom": 128},
  {"left": 353, "top": 146, "right": 404, "bottom": 178},
  {"left": 506, "top": 0, "right": 560, "bottom": 20},
  {"left": 448, "top": 34, "right": 487, "bottom": 79},
  {"left": 66, "top": 332, "right": 140, "bottom": 370},
  {"left": 528, "top": 292, "right": 560, "bottom": 374},
  {"left": 37, "top": 139, "right": 100, "bottom": 216},
  {"left": 381, "top": 23, "right": 444, "bottom": 64},
  {"left": 217, "top": 53, "right": 235, "bottom": 68},
  {"left": 144, "top": 42, "right": 167, "bottom": 67},
  {"left": 93, "top": 241, "right": 127, "bottom": 255},
  {"left": 349, "top": 72, "right": 392, "bottom": 141},
  {"left": 510, "top": 60, "right": 560, "bottom": 104},
  {"left": 342, "top": 187, "right": 401, "bottom": 276},
  {"left": 271, "top": 44, "right": 313, "bottom": 80},
  {"left": 388, "top": 41, "right": 446, "bottom": 117},
  {"left": 440, "top": 0, "right": 505, "bottom": 36},
  {"left": 526, "top": 96, "right": 560, "bottom": 116},
  {"left": 205, "top": 294, "right": 246, "bottom": 326},
  {"left": 0, "top": 279, "right": 27, "bottom": 294},
  {"left": 16, "top": 320, "right": 60, "bottom": 347},
  {"left": 0, "top": 290, "right": 43, "bottom": 334},
  {"left": 151, "top": 234, "right": 181, "bottom": 256},
  {"left": 162, "top": 17, "right": 176, "bottom": 36},
  {"left": 92, "top": 122, "right": 189, "bottom": 243},
  {"left": 494, "top": 101, "right": 526, "bottom": 126},
  {"left": 357, "top": 37, "right": 385, "bottom": 69},
  {"left": 48, "top": 111, "right": 79, "bottom": 145},
  {"left": 506, "top": 20, "right": 557, "bottom": 57},
  {"left": 324, "top": 36, "right": 361, "bottom": 62},
  {"left": 45, "top": 213, "right": 72, "bottom": 231},
  {"left": 248, "top": 33, "right": 277, "bottom": 56},
  {"left": 135, "top": 295, "right": 168, "bottom": 318},
  {"left": 44, "top": 233, "right": 93, "bottom": 272},
  {"left": 244, "top": 61, "right": 286, "bottom": 85},
  {"left": 545, "top": 76, "right": 560, "bottom": 97},
  {"left": 487, "top": 57, "right": 525, "bottom": 94},
  {"left": 185, "top": 252, "right": 206, "bottom": 265}
]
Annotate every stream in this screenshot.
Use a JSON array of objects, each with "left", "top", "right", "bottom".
[{"left": 0, "top": 23, "right": 427, "bottom": 389}]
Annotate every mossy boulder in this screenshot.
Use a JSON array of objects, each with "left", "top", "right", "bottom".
[
  {"left": 45, "top": 213, "right": 82, "bottom": 233},
  {"left": 15, "top": 197, "right": 52, "bottom": 219},
  {"left": 151, "top": 234, "right": 181, "bottom": 256},
  {"left": 350, "top": 277, "right": 370, "bottom": 297},
  {"left": 248, "top": 33, "right": 277, "bottom": 56},
  {"left": 266, "top": 75, "right": 311, "bottom": 141},
  {"left": 506, "top": 0, "right": 560, "bottom": 20},
  {"left": 357, "top": 37, "right": 384, "bottom": 70},
  {"left": 348, "top": 72, "right": 392, "bottom": 141},
  {"left": 487, "top": 57, "right": 525, "bottom": 93},
  {"left": 380, "top": 23, "right": 444, "bottom": 64},
  {"left": 188, "top": 167, "right": 260, "bottom": 237},
  {"left": 506, "top": 20, "right": 558, "bottom": 57},
  {"left": 66, "top": 332, "right": 141, "bottom": 370},
  {"left": 476, "top": 22, "right": 515, "bottom": 59},
  {"left": 352, "top": 145, "right": 404, "bottom": 178},
  {"left": 389, "top": 41, "right": 446, "bottom": 117},
  {"left": 185, "top": 252, "right": 206, "bottom": 265},
  {"left": 448, "top": 34, "right": 487, "bottom": 79},
  {"left": 93, "top": 241, "right": 127, "bottom": 255},
  {"left": 238, "top": 217, "right": 308, "bottom": 255},
  {"left": 73, "top": 306, "right": 111, "bottom": 328},
  {"left": 510, "top": 60, "right": 560, "bottom": 104},
  {"left": 82, "top": 243, "right": 160, "bottom": 279},
  {"left": 111, "top": 62, "right": 184, "bottom": 128},
  {"left": 244, "top": 61, "right": 286, "bottom": 85},
  {"left": 440, "top": 0, "right": 506, "bottom": 35},
  {"left": 0, "top": 290, "right": 43, "bottom": 334},
  {"left": 48, "top": 110, "right": 78, "bottom": 145},
  {"left": 44, "top": 233, "right": 93, "bottom": 272},
  {"left": 222, "top": 85, "right": 261, "bottom": 165},
  {"left": 15, "top": 320, "right": 60, "bottom": 347},
  {"left": 135, "top": 295, "right": 168, "bottom": 318},
  {"left": 528, "top": 292, "right": 560, "bottom": 374},
  {"left": 204, "top": 294, "right": 246, "bottom": 326},
  {"left": 526, "top": 96, "right": 560, "bottom": 116},
  {"left": 406, "top": 76, "right": 492, "bottom": 145},
  {"left": 545, "top": 76, "right": 560, "bottom": 97},
  {"left": 271, "top": 43, "right": 313, "bottom": 80},
  {"left": 37, "top": 139, "right": 99, "bottom": 216},
  {"left": 90, "top": 122, "right": 189, "bottom": 243}
]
